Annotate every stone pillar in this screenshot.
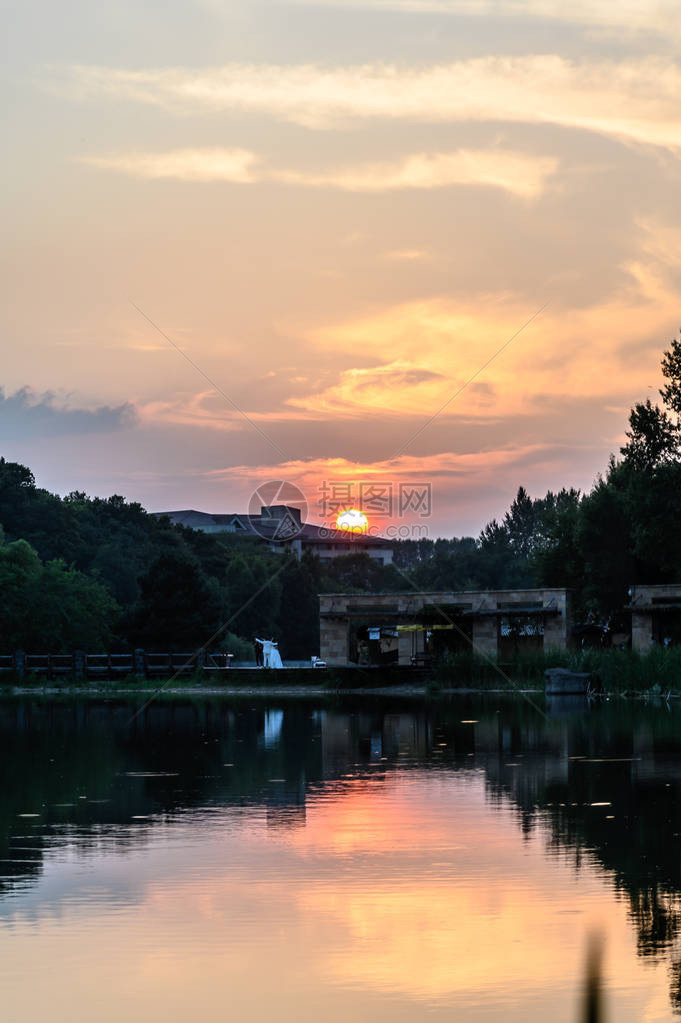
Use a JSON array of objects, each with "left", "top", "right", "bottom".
[
  {"left": 632, "top": 612, "right": 653, "bottom": 651},
  {"left": 134, "top": 648, "right": 147, "bottom": 678},
  {"left": 73, "top": 650, "right": 86, "bottom": 679},
  {"left": 14, "top": 650, "right": 25, "bottom": 678},
  {"left": 320, "top": 620, "right": 349, "bottom": 665},
  {"left": 543, "top": 590, "right": 572, "bottom": 650},
  {"left": 544, "top": 614, "right": 568, "bottom": 650},
  {"left": 398, "top": 630, "right": 413, "bottom": 666},
  {"left": 472, "top": 617, "right": 498, "bottom": 657}
]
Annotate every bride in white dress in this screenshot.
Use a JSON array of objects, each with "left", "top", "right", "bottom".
[{"left": 255, "top": 638, "right": 284, "bottom": 669}]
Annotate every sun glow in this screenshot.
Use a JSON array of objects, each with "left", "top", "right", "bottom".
[{"left": 336, "top": 508, "right": 369, "bottom": 531}]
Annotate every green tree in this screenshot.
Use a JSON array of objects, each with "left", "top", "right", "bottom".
[
  {"left": 533, "top": 489, "right": 584, "bottom": 596},
  {"left": 478, "top": 518, "right": 531, "bottom": 588},
  {"left": 621, "top": 332, "right": 681, "bottom": 470},
  {"left": 577, "top": 463, "right": 640, "bottom": 616},
  {"left": 319, "top": 552, "right": 403, "bottom": 593},
  {"left": 660, "top": 335, "right": 681, "bottom": 415},
  {"left": 409, "top": 537, "right": 480, "bottom": 590},
  {"left": 621, "top": 399, "right": 679, "bottom": 470},
  {"left": 277, "top": 553, "right": 320, "bottom": 658},
  {"left": 503, "top": 486, "right": 540, "bottom": 561},
  {"left": 0, "top": 457, "right": 35, "bottom": 491},
  {"left": 31, "top": 560, "right": 120, "bottom": 650},
  {"left": 223, "top": 554, "right": 282, "bottom": 642},
  {"left": 0, "top": 538, "right": 118, "bottom": 651},
  {"left": 127, "top": 552, "right": 222, "bottom": 651}
]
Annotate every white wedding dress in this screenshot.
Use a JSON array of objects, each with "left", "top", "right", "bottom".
[
  {"left": 256, "top": 638, "right": 284, "bottom": 669},
  {"left": 269, "top": 643, "right": 283, "bottom": 669}
]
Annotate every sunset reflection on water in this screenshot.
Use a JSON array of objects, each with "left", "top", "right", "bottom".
[{"left": 0, "top": 698, "right": 677, "bottom": 1022}]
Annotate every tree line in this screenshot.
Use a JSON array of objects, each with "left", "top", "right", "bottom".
[{"left": 2, "top": 335, "right": 680, "bottom": 656}]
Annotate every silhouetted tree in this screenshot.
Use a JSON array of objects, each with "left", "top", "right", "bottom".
[
  {"left": 0, "top": 537, "right": 118, "bottom": 650},
  {"left": 621, "top": 399, "right": 679, "bottom": 470},
  {"left": 277, "top": 553, "right": 320, "bottom": 658},
  {"left": 127, "top": 552, "right": 222, "bottom": 651}
]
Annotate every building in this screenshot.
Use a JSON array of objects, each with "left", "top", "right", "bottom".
[
  {"left": 157, "top": 504, "right": 393, "bottom": 564},
  {"left": 628, "top": 584, "right": 681, "bottom": 650},
  {"left": 319, "top": 588, "right": 572, "bottom": 666}
]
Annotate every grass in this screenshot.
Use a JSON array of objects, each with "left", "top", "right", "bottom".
[
  {"left": 0, "top": 667, "right": 364, "bottom": 690},
  {"left": 432, "top": 645, "right": 681, "bottom": 693}
]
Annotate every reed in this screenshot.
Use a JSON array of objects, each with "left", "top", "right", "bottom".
[
  {"left": 581, "top": 933, "right": 604, "bottom": 1023},
  {"left": 432, "top": 645, "right": 681, "bottom": 693}
]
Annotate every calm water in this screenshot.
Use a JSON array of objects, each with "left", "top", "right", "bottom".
[{"left": 1, "top": 694, "right": 680, "bottom": 1022}]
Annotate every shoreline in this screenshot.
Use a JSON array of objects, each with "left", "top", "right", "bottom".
[
  {"left": 3, "top": 684, "right": 676, "bottom": 699},
  {"left": 3, "top": 683, "right": 544, "bottom": 698}
]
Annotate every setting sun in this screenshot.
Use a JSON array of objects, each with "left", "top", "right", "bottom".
[{"left": 336, "top": 509, "right": 369, "bottom": 532}]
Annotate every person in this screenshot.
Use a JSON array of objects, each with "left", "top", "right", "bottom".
[
  {"left": 268, "top": 640, "right": 283, "bottom": 669},
  {"left": 253, "top": 638, "right": 263, "bottom": 666},
  {"left": 254, "top": 637, "right": 267, "bottom": 666},
  {"left": 255, "top": 637, "right": 283, "bottom": 668}
]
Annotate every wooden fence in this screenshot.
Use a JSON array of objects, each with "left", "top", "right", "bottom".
[{"left": 0, "top": 650, "right": 234, "bottom": 681}]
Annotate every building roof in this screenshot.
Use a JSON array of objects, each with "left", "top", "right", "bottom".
[
  {"left": 319, "top": 588, "right": 568, "bottom": 597},
  {"left": 295, "top": 523, "right": 391, "bottom": 546},
  {"left": 155, "top": 509, "right": 243, "bottom": 529},
  {"left": 155, "top": 508, "right": 392, "bottom": 547}
]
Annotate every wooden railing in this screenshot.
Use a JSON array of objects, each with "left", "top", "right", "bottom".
[{"left": 0, "top": 649, "right": 234, "bottom": 681}]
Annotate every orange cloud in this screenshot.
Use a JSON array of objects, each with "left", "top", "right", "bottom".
[
  {"left": 135, "top": 220, "right": 679, "bottom": 437},
  {"left": 81, "top": 147, "right": 258, "bottom": 182},
  {"left": 291, "top": 0, "right": 681, "bottom": 42},
  {"left": 275, "top": 149, "right": 558, "bottom": 197},
  {"left": 201, "top": 447, "right": 580, "bottom": 529},
  {"left": 384, "top": 248, "right": 432, "bottom": 261},
  {"left": 63, "top": 58, "right": 681, "bottom": 147},
  {"left": 81, "top": 147, "right": 557, "bottom": 198},
  {"left": 290, "top": 233, "right": 680, "bottom": 420}
]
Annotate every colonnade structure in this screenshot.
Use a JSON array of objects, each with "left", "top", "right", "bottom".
[
  {"left": 319, "top": 589, "right": 573, "bottom": 666},
  {"left": 628, "top": 584, "right": 681, "bottom": 650}
]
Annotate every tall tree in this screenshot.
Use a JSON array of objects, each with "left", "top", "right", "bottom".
[
  {"left": 660, "top": 334, "right": 681, "bottom": 416},
  {"left": 127, "top": 552, "right": 222, "bottom": 651},
  {"left": 621, "top": 399, "right": 679, "bottom": 470},
  {"left": 0, "top": 538, "right": 118, "bottom": 651},
  {"left": 223, "top": 555, "right": 282, "bottom": 642},
  {"left": 534, "top": 489, "right": 584, "bottom": 594},
  {"left": 277, "top": 553, "right": 320, "bottom": 658}
]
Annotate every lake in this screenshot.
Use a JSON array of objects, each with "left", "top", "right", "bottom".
[{"left": 0, "top": 693, "right": 679, "bottom": 1021}]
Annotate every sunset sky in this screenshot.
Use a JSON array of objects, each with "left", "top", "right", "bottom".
[{"left": 4, "top": 0, "right": 681, "bottom": 535}]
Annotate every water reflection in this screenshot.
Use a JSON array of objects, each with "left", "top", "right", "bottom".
[{"left": 0, "top": 695, "right": 680, "bottom": 1020}]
